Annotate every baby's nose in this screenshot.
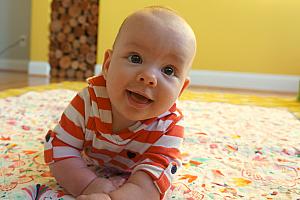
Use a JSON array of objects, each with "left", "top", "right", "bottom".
[{"left": 136, "top": 72, "right": 157, "bottom": 87}]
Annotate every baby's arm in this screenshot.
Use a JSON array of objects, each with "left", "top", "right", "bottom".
[
  {"left": 104, "top": 120, "right": 185, "bottom": 200},
  {"left": 45, "top": 87, "right": 119, "bottom": 196},
  {"left": 76, "top": 171, "right": 159, "bottom": 200},
  {"left": 50, "top": 157, "right": 117, "bottom": 196},
  {"left": 109, "top": 170, "right": 160, "bottom": 200}
]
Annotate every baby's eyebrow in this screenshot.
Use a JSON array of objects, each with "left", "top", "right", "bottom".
[
  {"left": 168, "top": 53, "right": 185, "bottom": 64},
  {"left": 124, "top": 42, "right": 150, "bottom": 52},
  {"left": 124, "top": 42, "right": 186, "bottom": 68}
]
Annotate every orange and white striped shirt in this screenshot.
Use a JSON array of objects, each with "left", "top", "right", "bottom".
[{"left": 44, "top": 75, "right": 184, "bottom": 199}]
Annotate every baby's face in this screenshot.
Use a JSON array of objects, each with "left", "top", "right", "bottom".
[{"left": 103, "top": 12, "right": 196, "bottom": 121}]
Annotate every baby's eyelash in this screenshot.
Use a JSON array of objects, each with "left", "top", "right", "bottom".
[
  {"left": 161, "top": 65, "right": 175, "bottom": 76},
  {"left": 128, "top": 54, "right": 143, "bottom": 64}
]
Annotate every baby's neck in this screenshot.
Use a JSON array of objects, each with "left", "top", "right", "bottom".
[{"left": 111, "top": 106, "right": 136, "bottom": 133}]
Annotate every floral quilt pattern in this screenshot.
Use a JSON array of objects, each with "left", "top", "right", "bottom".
[{"left": 0, "top": 90, "right": 299, "bottom": 199}]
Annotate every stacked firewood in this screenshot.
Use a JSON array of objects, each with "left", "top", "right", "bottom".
[{"left": 49, "top": 0, "right": 98, "bottom": 79}]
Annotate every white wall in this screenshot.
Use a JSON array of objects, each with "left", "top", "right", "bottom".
[{"left": 0, "top": 0, "right": 31, "bottom": 71}]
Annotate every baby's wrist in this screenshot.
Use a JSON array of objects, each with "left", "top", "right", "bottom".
[
  {"left": 80, "top": 176, "right": 98, "bottom": 195},
  {"left": 95, "top": 177, "right": 115, "bottom": 192},
  {"left": 103, "top": 193, "right": 112, "bottom": 200},
  {"left": 81, "top": 177, "right": 116, "bottom": 195}
]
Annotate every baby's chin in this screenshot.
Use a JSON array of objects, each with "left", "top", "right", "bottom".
[
  {"left": 123, "top": 112, "right": 156, "bottom": 121},
  {"left": 123, "top": 109, "right": 169, "bottom": 122}
]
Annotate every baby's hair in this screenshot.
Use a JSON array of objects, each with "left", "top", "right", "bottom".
[
  {"left": 112, "top": 6, "right": 186, "bottom": 50},
  {"left": 143, "top": 5, "right": 179, "bottom": 15}
]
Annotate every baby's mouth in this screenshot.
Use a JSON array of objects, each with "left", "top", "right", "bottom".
[{"left": 126, "top": 90, "right": 154, "bottom": 105}]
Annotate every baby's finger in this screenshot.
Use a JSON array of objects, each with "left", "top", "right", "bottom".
[
  {"left": 76, "top": 193, "right": 111, "bottom": 200},
  {"left": 76, "top": 194, "right": 96, "bottom": 200},
  {"left": 109, "top": 176, "right": 126, "bottom": 188},
  {"left": 76, "top": 195, "right": 87, "bottom": 200}
]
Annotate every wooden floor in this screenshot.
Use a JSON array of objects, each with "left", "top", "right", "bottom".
[{"left": 0, "top": 70, "right": 297, "bottom": 98}]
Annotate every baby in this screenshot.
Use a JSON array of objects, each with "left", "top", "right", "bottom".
[{"left": 44, "top": 6, "right": 196, "bottom": 200}]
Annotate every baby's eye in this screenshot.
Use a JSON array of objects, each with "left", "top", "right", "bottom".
[
  {"left": 162, "top": 65, "right": 175, "bottom": 76},
  {"left": 128, "top": 54, "right": 142, "bottom": 64}
]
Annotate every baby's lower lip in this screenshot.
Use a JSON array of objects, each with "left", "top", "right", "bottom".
[{"left": 126, "top": 90, "right": 153, "bottom": 109}]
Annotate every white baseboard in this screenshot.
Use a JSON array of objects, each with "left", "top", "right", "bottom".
[
  {"left": 93, "top": 65, "right": 300, "bottom": 93},
  {"left": 0, "top": 59, "right": 28, "bottom": 71},
  {"left": 28, "top": 61, "right": 51, "bottom": 76},
  {"left": 28, "top": 62, "right": 98, "bottom": 77},
  {"left": 190, "top": 70, "right": 300, "bottom": 93}
]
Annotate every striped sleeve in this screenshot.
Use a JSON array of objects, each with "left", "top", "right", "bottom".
[
  {"left": 44, "top": 88, "right": 90, "bottom": 164},
  {"left": 132, "top": 121, "right": 184, "bottom": 199}
]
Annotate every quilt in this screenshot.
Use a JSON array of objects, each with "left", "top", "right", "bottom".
[{"left": 0, "top": 83, "right": 299, "bottom": 199}]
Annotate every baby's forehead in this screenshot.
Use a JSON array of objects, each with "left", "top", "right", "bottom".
[
  {"left": 120, "top": 10, "right": 195, "bottom": 43},
  {"left": 113, "top": 8, "right": 196, "bottom": 63}
]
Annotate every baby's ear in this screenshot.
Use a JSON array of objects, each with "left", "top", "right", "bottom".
[
  {"left": 179, "top": 77, "right": 190, "bottom": 96},
  {"left": 102, "top": 49, "right": 113, "bottom": 79}
]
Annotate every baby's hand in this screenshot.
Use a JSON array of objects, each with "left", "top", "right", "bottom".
[
  {"left": 81, "top": 177, "right": 116, "bottom": 195},
  {"left": 109, "top": 176, "right": 127, "bottom": 188},
  {"left": 76, "top": 193, "right": 111, "bottom": 200}
]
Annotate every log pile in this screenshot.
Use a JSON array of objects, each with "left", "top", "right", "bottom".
[{"left": 49, "top": 0, "right": 98, "bottom": 80}]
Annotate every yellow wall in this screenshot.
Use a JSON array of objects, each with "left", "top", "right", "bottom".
[
  {"left": 97, "top": 0, "right": 156, "bottom": 62},
  {"left": 30, "top": 0, "right": 51, "bottom": 61},
  {"left": 30, "top": 0, "right": 300, "bottom": 75},
  {"left": 97, "top": 0, "right": 300, "bottom": 75}
]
